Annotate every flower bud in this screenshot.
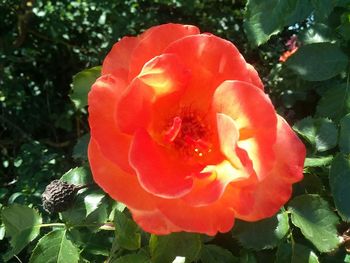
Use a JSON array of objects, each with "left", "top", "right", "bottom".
[{"left": 42, "top": 180, "right": 80, "bottom": 213}]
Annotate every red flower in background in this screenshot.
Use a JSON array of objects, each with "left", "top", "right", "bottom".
[
  {"left": 279, "top": 35, "right": 299, "bottom": 62},
  {"left": 88, "top": 24, "right": 305, "bottom": 235}
]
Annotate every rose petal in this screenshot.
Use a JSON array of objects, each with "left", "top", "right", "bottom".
[
  {"left": 212, "top": 80, "right": 277, "bottom": 181},
  {"left": 129, "top": 129, "right": 205, "bottom": 198},
  {"left": 116, "top": 54, "right": 190, "bottom": 134},
  {"left": 128, "top": 23, "right": 200, "bottom": 80},
  {"left": 246, "top": 63, "right": 264, "bottom": 90},
  {"left": 130, "top": 208, "right": 182, "bottom": 235},
  {"left": 88, "top": 138, "right": 156, "bottom": 210},
  {"left": 157, "top": 199, "right": 235, "bottom": 236},
  {"left": 180, "top": 113, "right": 255, "bottom": 207},
  {"left": 88, "top": 74, "right": 132, "bottom": 172},
  {"left": 234, "top": 116, "right": 305, "bottom": 221},
  {"left": 102, "top": 36, "right": 139, "bottom": 82},
  {"left": 164, "top": 34, "right": 252, "bottom": 110}
]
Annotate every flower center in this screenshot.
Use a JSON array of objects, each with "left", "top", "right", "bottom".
[{"left": 164, "top": 110, "right": 212, "bottom": 158}]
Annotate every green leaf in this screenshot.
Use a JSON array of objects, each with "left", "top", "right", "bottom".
[
  {"left": 299, "top": 174, "right": 325, "bottom": 194},
  {"left": 285, "top": 43, "right": 348, "bottom": 81},
  {"left": 61, "top": 166, "right": 92, "bottom": 185},
  {"left": 292, "top": 243, "right": 319, "bottom": 263},
  {"left": 244, "top": 0, "right": 312, "bottom": 46},
  {"left": 200, "top": 245, "right": 239, "bottom": 263},
  {"left": 300, "top": 23, "right": 336, "bottom": 44},
  {"left": 293, "top": 117, "right": 338, "bottom": 152},
  {"left": 60, "top": 189, "right": 108, "bottom": 227},
  {"left": 149, "top": 232, "right": 201, "bottom": 263},
  {"left": 112, "top": 253, "right": 150, "bottom": 263},
  {"left": 114, "top": 210, "right": 141, "bottom": 250},
  {"left": 1, "top": 204, "right": 42, "bottom": 260},
  {"left": 329, "top": 154, "right": 350, "bottom": 221},
  {"left": 84, "top": 201, "right": 108, "bottom": 228},
  {"left": 311, "top": 0, "right": 334, "bottom": 20},
  {"left": 304, "top": 156, "right": 333, "bottom": 167},
  {"left": 0, "top": 225, "right": 5, "bottom": 240},
  {"left": 232, "top": 210, "right": 289, "bottom": 250},
  {"left": 288, "top": 194, "right": 340, "bottom": 252},
  {"left": 316, "top": 84, "right": 350, "bottom": 121},
  {"left": 275, "top": 242, "right": 292, "bottom": 263},
  {"left": 29, "top": 229, "right": 80, "bottom": 263},
  {"left": 73, "top": 133, "right": 90, "bottom": 161},
  {"left": 339, "top": 114, "right": 350, "bottom": 154},
  {"left": 84, "top": 192, "right": 105, "bottom": 217},
  {"left": 70, "top": 66, "right": 101, "bottom": 111},
  {"left": 314, "top": 120, "right": 338, "bottom": 152},
  {"left": 69, "top": 229, "right": 111, "bottom": 257}
]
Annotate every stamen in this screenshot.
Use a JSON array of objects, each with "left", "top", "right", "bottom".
[
  {"left": 185, "top": 136, "right": 211, "bottom": 157},
  {"left": 163, "top": 108, "right": 212, "bottom": 159}
]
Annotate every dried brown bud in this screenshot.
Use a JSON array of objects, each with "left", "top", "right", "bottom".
[{"left": 42, "top": 180, "right": 80, "bottom": 213}]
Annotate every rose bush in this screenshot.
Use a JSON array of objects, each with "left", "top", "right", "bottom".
[{"left": 88, "top": 23, "right": 305, "bottom": 235}]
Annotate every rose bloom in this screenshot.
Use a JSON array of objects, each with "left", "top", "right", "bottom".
[
  {"left": 279, "top": 35, "right": 298, "bottom": 62},
  {"left": 88, "top": 24, "right": 305, "bottom": 235}
]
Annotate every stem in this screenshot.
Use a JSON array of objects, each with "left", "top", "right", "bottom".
[
  {"left": 14, "top": 255, "right": 23, "bottom": 263},
  {"left": 39, "top": 223, "right": 65, "bottom": 228},
  {"left": 39, "top": 222, "right": 115, "bottom": 231}
]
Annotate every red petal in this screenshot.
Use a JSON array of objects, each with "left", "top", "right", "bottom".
[
  {"left": 157, "top": 199, "right": 235, "bottom": 236},
  {"left": 88, "top": 138, "right": 157, "bottom": 210},
  {"left": 129, "top": 129, "right": 204, "bottom": 198},
  {"left": 246, "top": 63, "right": 264, "bottom": 90},
  {"left": 130, "top": 208, "right": 182, "bottom": 235},
  {"left": 116, "top": 54, "right": 190, "bottom": 134},
  {"left": 102, "top": 36, "right": 139, "bottom": 81},
  {"left": 164, "top": 34, "right": 252, "bottom": 110},
  {"left": 212, "top": 80, "right": 277, "bottom": 181},
  {"left": 88, "top": 75, "right": 132, "bottom": 172},
  {"left": 180, "top": 113, "right": 255, "bottom": 207},
  {"left": 128, "top": 23, "right": 200, "bottom": 80},
  {"left": 234, "top": 116, "right": 305, "bottom": 221}
]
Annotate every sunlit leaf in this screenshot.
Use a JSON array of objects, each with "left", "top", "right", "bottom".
[
  {"left": 84, "top": 192, "right": 105, "bottom": 217},
  {"left": 288, "top": 194, "right": 340, "bottom": 252},
  {"left": 300, "top": 23, "right": 336, "bottom": 44},
  {"left": 149, "top": 232, "right": 201, "bottom": 263},
  {"left": 29, "top": 229, "right": 80, "bottom": 263},
  {"left": 304, "top": 156, "right": 333, "bottom": 167},
  {"left": 244, "top": 0, "right": 312, "bottom": 46},
  {"left": 285, "top": 43, "right": 348, "bottom": 81},
  {"left": 1, "top": 204, "right": 42, "bottom": 260},
  {"left": 232, "top": 210, "right": 289, "bottom": 250},
  {"left": 293, "top": 117, "right": 338, "bottom": 152},
  {"left": 70, "top": 66, "right": 101, "bottom": 111},
  {"left": 61, "top": 166, "right": 92, "bottom": 185},
  {"left": 114, "top": 210, "right": 141, "bottom": 250}
]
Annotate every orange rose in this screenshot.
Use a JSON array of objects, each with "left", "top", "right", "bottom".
[{"left": 88, "top": 24, "right": 305, "bottom": 235}]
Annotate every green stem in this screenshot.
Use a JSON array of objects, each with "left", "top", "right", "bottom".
[
  {"left": 39, "top": 222, "right": 115, "bottom": 231},
  {"left": 39, "top": 223, "right": 65, "bottom": 228}
]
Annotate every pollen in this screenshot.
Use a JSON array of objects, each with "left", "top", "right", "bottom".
[{"left": 164, "top": 108, "right": 212, "bottom": 158}]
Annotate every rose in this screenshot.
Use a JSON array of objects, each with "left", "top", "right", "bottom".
[{"left": 88, "top": 23, "right": 305, "bottom": 235}]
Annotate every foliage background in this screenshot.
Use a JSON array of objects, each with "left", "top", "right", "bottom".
[{"left": 0, "top": 0, "right": 349, "bottom": 262}]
